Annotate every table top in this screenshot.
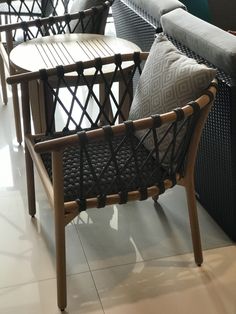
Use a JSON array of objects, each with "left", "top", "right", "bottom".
[{"left": 10, "top": 33, "right": 141, "bottom": 73}]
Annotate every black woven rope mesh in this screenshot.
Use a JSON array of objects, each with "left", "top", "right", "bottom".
[
  {"left": 0, "top": 0, "right": 68, "bottom": 18},
  {"left": 40, "top": 119, "right": 191, "bottom": 203},
  {"left": 40, "top": 56, "right": 141, "bottom": 135},
  {"left": 37, "top": 52, "right": 201, "bottom": 206},
  {"left": 39, "top": 115, "right": 197, "bottom": 204},
  {"left": 41, "top": 135, "right": 158, "bottom": 202},
  {"left": 14, "top": 9, "right": 105, "bottom": 41}
]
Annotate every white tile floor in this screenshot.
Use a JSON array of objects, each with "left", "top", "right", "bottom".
[
  {"left": 1, "top": 90, "right": 236, "bottom": 314},
  {"left": 1, "top": 20, "right": 236, "bottom": 314}
]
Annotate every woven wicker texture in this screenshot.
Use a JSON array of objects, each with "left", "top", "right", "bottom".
[
  {"left": 112, "top": 0, "right": 157, "bottom": 51},
  {"left": 168, "top": 35, "right": 236, "bottom": 241}
]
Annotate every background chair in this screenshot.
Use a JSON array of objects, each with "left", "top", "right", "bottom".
[
  {"left": 0, "top": 0, "right": 71, "bottom": 106},
  {"left": 0, "top": 0, "right": 112, "bottom": 144},
  {"left": 7, "top": 48, "right": 217, "bottom": 310}
]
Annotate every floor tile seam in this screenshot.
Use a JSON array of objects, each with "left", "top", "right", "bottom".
[
  {"left": 72, "top": 221, "right": 106, "bottom": 314},
  {"left": 89, "top": 245, "right": 235, "bottom": 274},
  {"left": 73, "top": 223, "right": 195, "bottom": 273},
  {"left": 0, "top": 269, "right": 92, "bottom": 291}
]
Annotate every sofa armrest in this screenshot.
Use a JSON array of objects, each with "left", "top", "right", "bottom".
[{"left": 161, "top": 8, "right": 236, "bottom": 78}]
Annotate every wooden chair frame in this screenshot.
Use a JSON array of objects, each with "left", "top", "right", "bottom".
[
  {"left": 0, "top": 0, "right": 112, "bottom": 144},
  {"left": 7, "top": 52, "right": 217, "bottom": 311}
]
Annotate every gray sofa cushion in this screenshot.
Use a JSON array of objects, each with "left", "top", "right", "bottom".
[
  {"left": 161, "top": 8, "right": 236, "bottom": 78},
  {"left": 69, "top": 0, "right": 109, "bottom": 34},
  {"left": 129, "top": 34, "right": 216, "bottom": 157},
  {"left": 127, "top": 0, "right": 186, "bottom": 22},
  {"left": 70, "top": 0, "right": 105, "bottom": 12}
]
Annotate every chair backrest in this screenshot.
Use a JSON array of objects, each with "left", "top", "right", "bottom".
[
  {"left": 7, "top": 53, "right": 217, "bottom": 204},
  {"left": 0, "top": 1, "right": 112, "bottom": 53},
  {"left": 0, "top": 0, "right": 70, "bottom": 20}
]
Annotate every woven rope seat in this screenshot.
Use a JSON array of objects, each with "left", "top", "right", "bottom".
[{"left": 41, "top": 132, "right": 168, "bottom": 203}]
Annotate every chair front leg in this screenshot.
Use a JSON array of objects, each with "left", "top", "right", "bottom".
[
  {"left": 52, "top": 151, "right": 67, "bottom": 311},
  {"left": 184, "top": 177, "right": 203, "bottom": 266}
]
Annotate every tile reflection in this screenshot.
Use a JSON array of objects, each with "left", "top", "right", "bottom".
[{"left": 0, "top": 145, "right": 13, "bottom": 187}]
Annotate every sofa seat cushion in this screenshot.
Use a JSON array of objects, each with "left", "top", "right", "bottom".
[
  {"left": 161, "top": 8, "right": 236, "bottom": 78},
  {"left": 128, "top": 34, "right": 216, "bottom": 157}
]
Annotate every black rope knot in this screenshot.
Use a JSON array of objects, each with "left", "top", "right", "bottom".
[
  {"left": 39, "top": 69, "right": 48, "bottom": 81},
  {"left": 157, "top": 182, "right": 165, "bottom": 194},
  {"left": 79, "top": 11, "right": 85, "bottom": 19},
  {"left": 114, "top": 54, "right": 122, "bottom": 67},
  {"left": 133, "top": 51, "right": 141, "bottom": 66},
  {"left": 139, "top": 187, "right": 148, "bottom": 201},
  {"left": 151, "top": 114, "right": 162, "bottom": 128},
  {"left": 203, "top": 90, "right": 214, "bottom": 103},
  {"left": 35, "top": 18, "right": 42, "bottom": 28},
  {"left": 170, "top": 176, "right": 177, "bottom": 187},
  {"left": 76, "top": 198, "right": 87, "bottom": 211},
  {"left": 124, "top": 120, "right": 135, "bottom": 137},
  {"left": 103, "top": 125, "right": 113, "bottom": 140},
  {"left": 76, "top": 61, "right": 84, "bottom": 75},
  {"left": 48, "top": 16, "right": 55, "bottom": 25},
  {"left": 77, "top": 131, "right": 88, "bottom": 146},
  {"left": 56, "top": 65, "right": 65, "bottom": 78},
  {"left": 95, "top": 58, "right": 103, "bottom": 71},
  {"left": 62, "top": 126, "right": 69, "bottom": 133},
  {"left": 64, "top": 13, "right": 71, "bottom": 23},
  {"left": 173, "top": 108, "right": 185, "bottom": 121},
  {"left": 20, "top": 21, "right": 28, "bottom": 31},
  {"left": 91, "top": 6, "right": 98, "bottom": 15},
  {"left": 119, "top": 191, "right": 128, "bottom": 204},
  {"left": 97, "top": 194, "right": 106, "bottom": 208},
  {"left": 189, "top": 101, "right": 200, "bottom": 114}
]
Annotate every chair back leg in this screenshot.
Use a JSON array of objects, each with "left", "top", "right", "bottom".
[{"left": 0, "top": 54, "right": 8, "bottom": 105}]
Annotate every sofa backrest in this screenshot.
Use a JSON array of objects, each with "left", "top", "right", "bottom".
[
  {"left": 161, "top": 8, "right": 236, "bottom": 78},
  {"left": 129, "top": 0, "right": 186, "bottom": 25}
]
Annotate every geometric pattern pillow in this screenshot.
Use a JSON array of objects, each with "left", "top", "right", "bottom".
[
  {"left": 128, "top": 34, "right": 216, "bottom": 157},
  {"left": 69, "top": 0, "right": 109, "bottom": 34}
]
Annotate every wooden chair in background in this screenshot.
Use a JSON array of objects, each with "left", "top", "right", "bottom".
[{"left": 0, "top": 0, "right": 112, "bottom": 143}]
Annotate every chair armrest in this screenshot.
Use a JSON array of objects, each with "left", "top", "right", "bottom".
[
  {"left": 0, "top": 0, "right": 112, "bottom": 33},
  {"left": 34, "top": 80, "right": 217, "bottom": 153}
]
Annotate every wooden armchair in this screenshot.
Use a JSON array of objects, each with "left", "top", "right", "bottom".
[
  {"left": 0, "top": 0, "right": 112, "bottom": 144},
  {"left": 7, "top": 51, "right": 217, "bottom": 310}
]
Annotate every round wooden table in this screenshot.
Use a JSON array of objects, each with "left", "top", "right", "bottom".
[
  {"left": 10, "top": 33, "right": 141, "bottom": 72},
  {"left": 9, "top": 33, "right": 141, "bottom": 132}
]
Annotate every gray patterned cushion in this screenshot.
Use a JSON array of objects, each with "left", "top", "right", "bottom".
[
  {"left": 129, "top": 34, "right": 216, "bottom": 156},
  {"left": 69, "top": 0, "right": 109, "bottom": 34}
]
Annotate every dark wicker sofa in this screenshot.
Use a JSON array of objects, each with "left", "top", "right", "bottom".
[
  {"left": 112, "top": 1, "right": 236, "bottom": 241},
  {"left": 112, "top": 0, "right": 186, "bottom": 51}
]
